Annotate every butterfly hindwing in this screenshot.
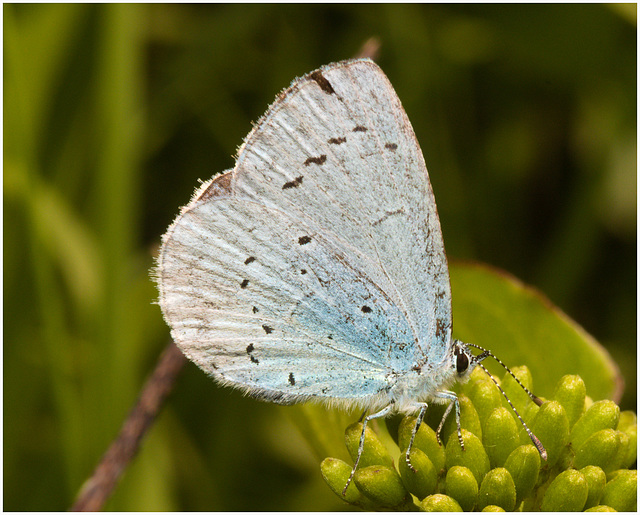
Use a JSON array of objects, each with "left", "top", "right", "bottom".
[{"left": 159, "top": 190, "right": 416, "bottom": 404}]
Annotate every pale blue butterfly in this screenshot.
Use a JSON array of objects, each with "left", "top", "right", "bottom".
[{"left": 156, "top": 59, "right": 546, "bottom": 494}]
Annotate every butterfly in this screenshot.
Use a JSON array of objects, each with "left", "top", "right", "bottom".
[{"left": 155, "top": 59, "right": 546, "bottom": 494}]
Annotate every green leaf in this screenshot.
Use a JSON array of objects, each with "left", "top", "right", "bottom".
[{"left": 450, "top": 263, "right": 622, "bottom": 402}]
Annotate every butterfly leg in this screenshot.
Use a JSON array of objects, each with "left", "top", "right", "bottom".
[
  {"left": 342, "top": 404, "right": 393, "bottom": 496},
  {"left": 434, "top": 390, "right": 464, "bottom": 450},
  {"left": 405, "top": 402, "right": 428, "bottom": 472}
]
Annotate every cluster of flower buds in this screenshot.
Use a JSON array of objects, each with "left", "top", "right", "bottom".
[{"left": 321, "top": 367, "right": 636, "bottom": 511}]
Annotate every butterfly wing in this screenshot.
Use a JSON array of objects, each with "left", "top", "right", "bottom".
[
  {"left": 232, "top": 59, "right": 452, "bottom": 362},
  {"left": 158, "top": 176, "right": 415, "bottom": 405},
  {"left": 157, "top": 59, "right": 452, "bottom": 406}
]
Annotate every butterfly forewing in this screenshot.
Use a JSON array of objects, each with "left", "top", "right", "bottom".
[{"left": 232, "top": 60, "right": 452, "bottom": 362}]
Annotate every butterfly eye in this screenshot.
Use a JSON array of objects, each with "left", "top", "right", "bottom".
[{"left": 456, "top": 349, "right": 469, "bottom": 374}]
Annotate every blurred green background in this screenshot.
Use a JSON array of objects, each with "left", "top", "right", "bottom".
[{"left": 4, "top": 4, "right": 636, "bottom": 511}]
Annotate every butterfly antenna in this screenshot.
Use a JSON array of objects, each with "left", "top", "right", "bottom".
[
  {"left": 467, "top": 343, "right": 544, "bottom": 406},
  {"left": 467, "top": 344, "right": 547, "bottom": 461}
]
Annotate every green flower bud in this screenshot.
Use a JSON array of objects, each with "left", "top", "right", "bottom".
[
  {"left": 617, "top": 410, "right": 637, "bottom": 431},
  {"left": 344, "top": 422, "right": 393, "bottom": 469},
  {"left": 320, "top": 457, "right": 376, "bottom": 509},
  {"left": 420, "top": 493, "right": 463, "bottom": 512},
  {"left": 540, "top": 469, "right": 588, "bottom": 512},
  {"left": 570, "top": 400, "right": 620, "bottom": 451},
  {"left": 500, "top": 366, "right": 535, "bottom": 414},
  {"left": 616, "top": 411, "right": 637, "bottom": 468},
  {"left": 445, "top": 429, "right": 490, "bottom": 485},
  {"left": 600, "top": 469, "right": 637, "bottom": 512},
  {"left": 504, "top": 444, "right": 541, "bottom": 503},
  {"left": 438, "top": 394, "right": 483, "bottom": 446},
  {"left": 517, "top": 401, "right": 541, "bottom": 446},
  {"left": 353, "top": 464, "right": 408, "bottom": 508},
  {"left": 321, "top": 370, "right": 636, "bottom": 511},
  {"left": 483, "top": 407, "right": 520, "bottom": 468},
  {"left": 476, "top": 468, "right": 517, "bottom": 512},
  {"left": 580, "top": 465, "right": 606, "bottom": 510},
  {"left": 608, "top": 431, "right": 630, "bottom": 474},
  {"left": 574, "top": 429, "right": 625, "bottom": 474},
  {"left": 463, "top": 372, "right": 503, "bottom": 427},
  {"left": 398, "top": 415, "right": 446, "bottom": 473},
  {"left": 621, "top": 425, "right": 636, "bottom": 469},
  {"left": 445, "top": 465, "right": 478, "bottom": 512},
  {"left": 552, "top": 374, "right": 586, "bottom": 428},
  {"left": 399, "top": 447, "right": 437, "bottom": 500},
  {"left": 531, "top": 400, "right": 570, "bottom": 467},
  {"left": 555, "top": 442, "right": 575, "bottom": 471},
  {"left": 465, "top": 365, "right": 495, "bottom": 389}
]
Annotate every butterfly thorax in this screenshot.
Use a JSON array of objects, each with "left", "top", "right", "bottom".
[{"left": 385, "top": 353, "right": 458, "bottom": 414}]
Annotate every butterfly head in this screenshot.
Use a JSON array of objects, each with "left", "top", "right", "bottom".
[{"left": 452, "top": 340, "right": 483, "bottom": 383}]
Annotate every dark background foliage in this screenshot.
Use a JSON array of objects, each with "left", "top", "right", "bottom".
[{"left": 4, "top": 4, "right": 636, "bottom": 510}]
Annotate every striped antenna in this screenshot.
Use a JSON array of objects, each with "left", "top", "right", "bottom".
[
  {"left": 467, "top": 343, "right": 544, "bottom": 407},
  {"left": 467, "top": 344, "right": 547, "bottom": 460}
]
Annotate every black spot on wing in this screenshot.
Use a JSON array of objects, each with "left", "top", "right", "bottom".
[
  {"left": 353, "top": 125, "right": 367, "bottom": 132},
  {"left": 288, "top": 372, "right": 296, "bottom": 385},
  {"left": 246, "top": 344, "right": 259, "bottom": 364},
  {"left": 252, "top": 306, "right": 259, "bottom": 313},
  {"left": 282, "top": 175, "right": 304, "bottom": 189},
  {"left": 244, "top": 256, "right": 256, "bottom": 264},
  {"left": 240, "top": 279, "right": 249, "bottom": 289},
  {"left": 262, "top": 324, "right": 274, "bottom": 334},
  {"left": 435, "top": 318, "right": 448, "bottom": 338},
  {"left": 309, "top": 71, "right": 335, "bottom": 95},
  {"left": 361, "top": 305, "right": 372, "bottom": 313},
  {"left": 300, "top": 269, "right": 307, "bottom": 275},
  {"left": 298, "top": 236, "right": 312, "bottom": 245},
  {"left": 328, "top": 136, "right": 346, "bottom": 145},
  {"left": 304, "top": 155, "right": 326, "bottom": 166},
  {"left": 385, "top": 143, "right": 398, "bottom": 151}
]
